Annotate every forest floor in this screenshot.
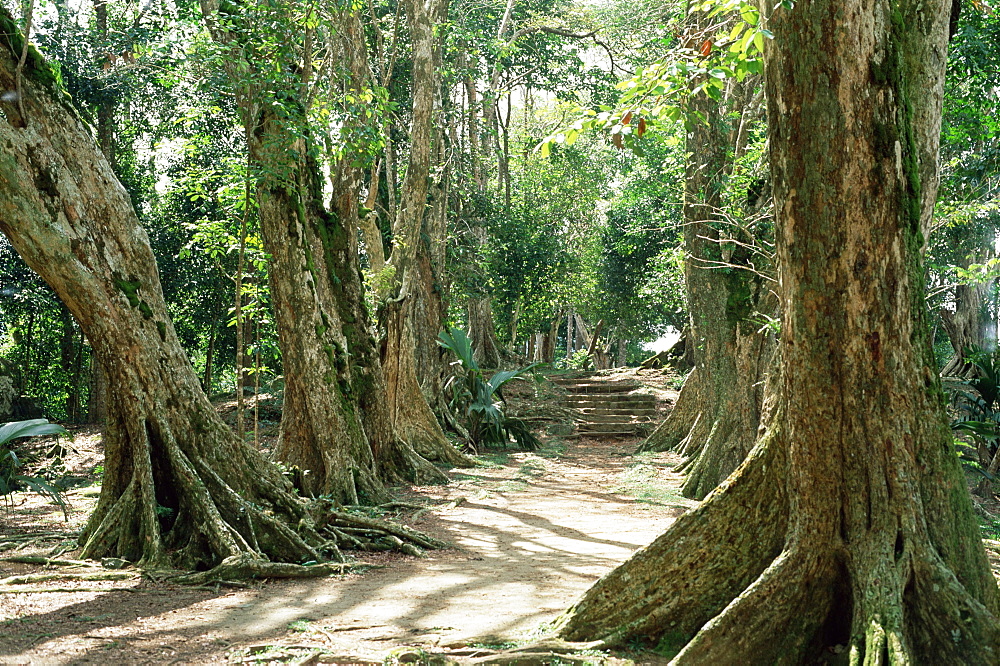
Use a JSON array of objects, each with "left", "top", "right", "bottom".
[
  {"left": 2, "top": 367, "right": 1000, "bottom": 665},
  {"left": 0, "top": 369, "right": 697, "bottom": 665}
]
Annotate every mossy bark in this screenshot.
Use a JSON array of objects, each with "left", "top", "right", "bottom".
[
  {"left": 0, "top": 19, "right": 324, "bottom": 569},
  {"left": 557, "top": 0, "right": 1000, "bottom": 660},
  {"left": 379, "top": 0, "right": 473, "bottom": 467},
  {"left": 200, "top": 2, "right": 449, "bottom": 497},
  {"left": 638, "top": 38, "right": 774, "bottom": 499}
]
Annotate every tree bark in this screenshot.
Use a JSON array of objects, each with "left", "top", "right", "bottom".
[
  {"left": 380, "top": 0, "right": 472, "bottom": 467},
  {"left": 940, "top": 250, "right": 991, "bottom": 377},
  {"left": 86, "top": 353, "right": 107, "bottom": 425},
  {"left": 0, "top": 19, "right": 325, "bottom": 568},
  {"left": 637, "top": 36, "right": 775, "bottom": 498},
  {"left": 468, "top": 296, "right": 503, "bottom": 369},
  {"left": 556, "top": 0, "right": 1000, "bottom": 660},
  {"left": 199, "top": 1, "right": 448, "bottom": 498}
]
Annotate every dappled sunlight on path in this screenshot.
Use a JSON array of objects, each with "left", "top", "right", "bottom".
[{"left": 1, "top": 438, "right": 689, "bottom": 664}]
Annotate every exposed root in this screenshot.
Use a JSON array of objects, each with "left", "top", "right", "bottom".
[
  {"left": 901, "top": 553, "right": 1000, "bottom": 664},
  {"left": 563, "top": 413, "right": 1000, "bottom": 663},
  {"left": 670, "top": 550, "right": 838, "bottom": 663},
  {"left": 678, "top": 407, "right": 756, "bottom": 500},
  {"left": 557, "top": 424, "right": 788, "bottom": 645},
  {"left": 463, "top": 639, "right": 610, "bottom": 665},
  {"left": 313, "top": 503, "right": 450, "bottom": 551},
  {"left": 170, "top": 554, "right": 375, "bottom": 586},
  {"left": 0, "top": 571, "right": 137, "bottom": 584},
  {"left": 382, "top": 438, "right": 451, "bottom": 486},
  {"left": 0, "top": 555, "right": 90, "bottom": 566},
  {"left": 0, "top": 587, "right": 139, "bottom": 594}
]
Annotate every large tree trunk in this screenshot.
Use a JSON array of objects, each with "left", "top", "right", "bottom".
[
  {"left": 637, "top": 39, "right": 774, "bottom": 498},
  {"left": 555, "top": 0, "right": 1000, "bottom": 660},
  {"left": 198, "top": 2, "right": 448, "bottom": 498},
  {"left": 468, "top": 296, "right": 503, "bottom": 369},
  {"left": 0, "top": 20, "right": 324, "bottom": 568},
  {"left": 380, "top": 0, "right": 472, "bottom": 467}
]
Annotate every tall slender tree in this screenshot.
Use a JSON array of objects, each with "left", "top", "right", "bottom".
[{"left": 376, "top": 0, "right": 474, "bottom": 465}]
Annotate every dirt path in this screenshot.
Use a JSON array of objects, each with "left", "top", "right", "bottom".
[{"left": 1, "top": 436, "right": 692, "bottom": 665}]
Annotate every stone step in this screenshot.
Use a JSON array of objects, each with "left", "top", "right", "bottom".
[
  {"left": 576, "top": 413, "right": 655, "bottom": 424},
  {"left": 574, "top": 421, "right": 651, "bottom": 433},
  {"left": 571, "top": 428, "right": 646, "bottom": 438},
  {"left": 552, "top": 381, "right": 641, "bottom": 394},
  {"left": 561, "top": 397, "right": 657, "bottom": 408},
  {"left": 561, "top": 389, "right": 649, "bottom": 398},
  {"left": 576, "top": 407, "right": 658, "bottom": 417}
]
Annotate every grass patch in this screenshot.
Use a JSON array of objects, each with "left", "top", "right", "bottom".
[
  {"left": 475, "top": 453, "right": 510, "bottom": 469},
  {"left": 613, "top": 456, "right": 693, "bottom": 509},
  {"left": 497, "top": 479, "right": 530, "bottom": 493},
  {"left": 517, "top": 459, "right": 547, "bottom": 478},
  {"left": 536, "top": 440, "right": 568, "bottom": 458},
  {"left": 469, "top": 639, "right": 520, "bottom": 651},
  {"left": 287, "top": 619, "right": 314, "bottom": 632}
]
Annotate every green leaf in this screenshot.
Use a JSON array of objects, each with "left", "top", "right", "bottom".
[
  {"left": 0, "top": 420, "right": 69, "bottom": 447},
  {"left": 438, "top": 328, "right": 478, "bottom": 371}
]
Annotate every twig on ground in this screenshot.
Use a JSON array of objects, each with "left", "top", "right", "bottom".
[
  {"left": 1, "top": 555, "right": 91, "bottom": 567},
  {"left": 0, "top": 571, "right": 136, "bottom": 585}
]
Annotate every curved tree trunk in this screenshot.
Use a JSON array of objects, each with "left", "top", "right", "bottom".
[
  {"left": 0, "top": 22, "right": 322, "bottom": 569},
  {"left": 637, "top": 42, "right": 774, "bottom": 498},
  {"left": 556, "top": 0, "right": 1000, "bottom": 660}
]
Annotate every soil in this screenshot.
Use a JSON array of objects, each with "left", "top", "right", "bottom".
[
  {"left": 0, "top": 370, "right": 693, "bottom": 665},
  {"left": 2, "top": 366, "right": 998, "bottom": 665}
]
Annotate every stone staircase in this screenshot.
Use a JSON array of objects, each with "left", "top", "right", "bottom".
[{"left": 551, "top": 373, "right": 658, "bottom": 438}]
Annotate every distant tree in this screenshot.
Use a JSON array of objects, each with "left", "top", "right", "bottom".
[{"left": 635, "top": 8, "right": 776, "bottom": 499}]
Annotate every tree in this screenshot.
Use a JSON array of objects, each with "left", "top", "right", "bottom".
[
  {"left": 0, "top": 7, "right": 441, "bottom": 573},
  {"left": 375, "top": 0, "right": 474, "bottom": 466},
  {"left": 552, "top": 0, "right": 1000, "bottom": 660},
  {"left": 0, "top": 11, "right": 326, "bottom": 568},
  {"left": 929, "top": 6, "right": 1000, "bottom": 376},
  {"left": 636, "top": 10, "right": 776, "bottom": 499},
  {"left": 198, "top": 0, "right": 459, "bottom": 498}
]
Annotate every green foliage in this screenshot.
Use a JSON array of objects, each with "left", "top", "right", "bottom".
[
  {"left": 538, "top": 0, "right": 787, "bottom": 155},
  {"left": 439, "top": 328, "right": 540, "bottom": 450},
  {"left": 926, "top": 7, "right": 1000, "bottom": 339},
  {"left": 595, "top": 131, "right": 688, "bottom": 346},
  {"left": 555, "top": 349, "right": 592, "bottom": 370},
  {"left": 947, "top": 346, "right": 1000, "bottom": 478},
  {"left": 0, "top": 419, "right": 70, "bottom": 517}
]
